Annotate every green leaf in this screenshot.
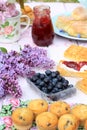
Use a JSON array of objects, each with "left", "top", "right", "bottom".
[
  {"left": 1, "top": 24, "right": 5, "bottom": 28},
  {"left": 4, "top": 21, "right": 9, "bottom": 26},
  {"left": 14, "top": 22, "right": 18, "bottom": 26},
  {"left": 1, "top": 21, "right": 9, "bottom": 28},
  {"left": 0, "top": 47, "right": 7, "bottom": 53},
  {"left": 7, "top": 34, "right": 15, "bottom": 38}
]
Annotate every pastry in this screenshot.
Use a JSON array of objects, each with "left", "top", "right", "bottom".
[
  {"left": 36, "top": 112, "right": 58, "bottom": 130},
  {"left": 57, "top": 45, "right": 87, "bottom": 78},
  {"left": 71, "top": 104, "right": 87, "bottom": 125},
  {"left": 84, "top": 119, "right": 87, "bottom": 130},
  {"left": 71, "top": 6, "right": 87, "bottom": 20},
  {"left": 64, "top": 44, "right": 87, "bottom": 61},
  {"left": 56, "top": 6, "right": 87, "bottom": 38},
  {"left": 21, "top": 5, "right": 34, "bottom": 24},
  {"left": 27, "top": 99, "right": 48, "bottom": 117},
  {"left": 58, "top": 114, "right": 79, "bottom": 130},
  {"left": 76, "top": 78, "right": 87, "bottom": 94},
  {"left": 50, "top": 101, "right": 70, "bottom": 118},
  {"left": 11, "top": 107, "right": 34, "bottom": 130}
]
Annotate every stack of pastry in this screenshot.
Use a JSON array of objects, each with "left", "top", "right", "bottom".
[
  {"left": 21, "top": 5, "right": 34, "bottom": 24},
  {"left": 57, "top": 44, "right": 87, "bottom": 94},
  {"left": 56, "top": 6, "right": 87, "bottom": 38}
]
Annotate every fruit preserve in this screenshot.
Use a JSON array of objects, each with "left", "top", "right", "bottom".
[{"left": 32, "top": 5, "right": 54, "bottom": 47}]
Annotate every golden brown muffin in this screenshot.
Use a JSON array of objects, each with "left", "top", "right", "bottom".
[
  {"left": 36, "top": 112, "right": 58, "bottom": 130},
  {"left": 71, "top": 104, "right": 87, "bottom": 125},
  {"left": 50, "top": 101, "right": 70, "bottom": 118},
  {"left": 71, "top": 6, "right": 87, "bottom": 20},
  {"left": 28, "top": 99, "right": 48, "bottom": 117},
  {"left": 58, "top": 114, "right": 79, "bottom": 130},
  {"left": 84, "top": 119, "right": 87, "bottom": 130},
  {"left": 11, "top": 107, "right": 34, "bottom": 130}
]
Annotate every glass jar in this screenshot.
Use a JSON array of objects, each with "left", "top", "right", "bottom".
[{"left": 32, "top": 5, "right": 54, "bottom": 47}]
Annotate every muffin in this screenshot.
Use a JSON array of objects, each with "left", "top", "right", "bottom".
[
  {"left": 36, "top": 112, "right": 58, "bottom": 130},
  {"left": 58, "top": 114, "right": 79, "bottom": 130},
  {"left": 28, "top": 99, "right": 48, "bottom": 117},
  {"left": 84, "top": 119, "right": 87, "bottom": 130},
  {"left": 71, "top": 104, "right": 87, "bottom": 125},
  {"left": 11, "top": 107, "right": 34, "bottom": 130},
  {"left": 50, "top": 101, "right": 70, "bottom": 118}
]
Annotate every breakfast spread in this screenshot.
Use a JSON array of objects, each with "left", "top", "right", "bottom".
[
  {"left": 57, "top": 44, "right": 87, "bottom": 78},
  {"left": 56, "top": 6, "right": 87, "bottom": 38}
]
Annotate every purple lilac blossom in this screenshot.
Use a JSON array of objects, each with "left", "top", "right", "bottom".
[{"left": 0, "top": 45, "right": 55, "bottom": 98}]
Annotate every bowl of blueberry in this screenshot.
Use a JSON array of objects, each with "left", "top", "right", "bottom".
[{"left": 27, "top": 70, "right": 76, "bottom": 101}]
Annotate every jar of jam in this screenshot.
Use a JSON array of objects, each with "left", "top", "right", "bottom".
[{"left": 32, "top": 5, "right": 54, "bottom": 47}]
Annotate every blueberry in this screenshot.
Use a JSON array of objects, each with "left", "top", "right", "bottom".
[
  {"left": 39, "top": 81, "right": 45, "bottom": 87},
  {"left": 35, "top": 73, "right": 40, "bottom": 78},
  {"left": 62, "top": 80, "right": 69, "bottom": 86},
  {"left": 61, "top": 77, "right": 66, "bottom": 82},
  {"left": 52, "top": 78, "right": 58, "bottom": 85},
  {"left": 55, "top": 71, "right": 60, "bottom": 75},
  {"left": 57, "top": 75, "right": 62, "bottom": 81},
  {"left": 35, "top": 79, "right": 42, "bottom": 85},
  {"left": 47, "top": 76, "right": 52, "bottom": 80},
  {"left": 53, "top": 87, "right": 59, "bottom": 92},
  {"left": 51, "top": 72, "right": 57, "bottom": 78},
  {"left": 47, "top": 85, "right": 53, "bottom": 91},
  {"left": 36, "top": 85, "right": 42, "bottom": 89},
  {"left": 51, "top": 89, "right": 56, "bottom": 93},
  {"left": 40, "top": 74, "right": 45, "bottom": 79},
  {"left": 56, "top": 82, "right": 63, "bottom": 89},
  {"left": 30, "top": 75, "right": 38, "bottom": 82},
  {"left": 45, "top": 70, "right": 52, "bottom": 76},
  {"left": 41, "top": 87, "right": 48, "bottom": 93},
  {"left": 44, "top": 77, "right": 50, "bottom": 84},
  {"left": 68, "top": 84, "right": 73, "bottom": 88}
]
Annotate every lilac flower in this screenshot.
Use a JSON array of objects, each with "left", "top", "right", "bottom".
[{"left": 0, "top": 79, "right": 5, "bottom": 98}]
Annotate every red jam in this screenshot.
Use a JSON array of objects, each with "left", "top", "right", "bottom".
[
  {"left": 32, "top": 5, "right": 54, "bottom": 47},
  {"left": 63, "top": 61, "right": 87, "bottom": 71}
]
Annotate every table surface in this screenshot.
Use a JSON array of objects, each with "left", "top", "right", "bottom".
[{"left": 0, "top": 2, "right": 87, "bottom": 109}]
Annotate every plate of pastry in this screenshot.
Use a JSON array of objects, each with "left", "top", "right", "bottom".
[{"left": 52, "top": 6, "right": 87, "bottom": 41}]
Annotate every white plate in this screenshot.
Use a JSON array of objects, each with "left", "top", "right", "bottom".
[{"left": 52, "top": 14, "right": 87, "bottom": 41}]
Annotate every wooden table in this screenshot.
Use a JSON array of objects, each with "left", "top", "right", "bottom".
[{"left": 0, "top": 2, "right": 87, "bottom": 110}]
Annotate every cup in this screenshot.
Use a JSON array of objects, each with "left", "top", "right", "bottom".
[{"left": 0, "top": 11, "right": 30, "bottom": 43}]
